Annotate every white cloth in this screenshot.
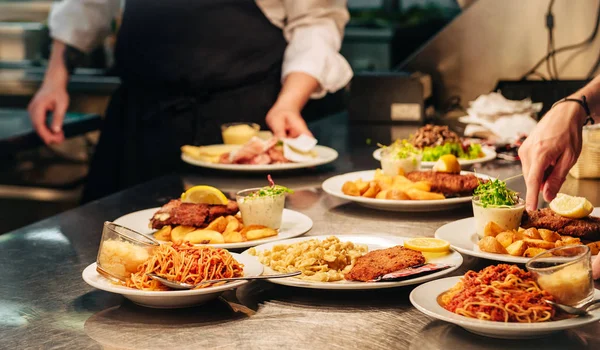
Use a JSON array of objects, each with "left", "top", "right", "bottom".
[{"left": 48, "top": 0, "right": 353, "bottom": 98}]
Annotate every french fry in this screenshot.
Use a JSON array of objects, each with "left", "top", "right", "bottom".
[
  {"left": 153, "top": 225, "right": 172, "bottom": 241},
  {"left": 184, "top": 229, "right": 225, "bottom": 244},
  {"left": 223, "top": 230, "right": 244, "bottom": 243},
  {"left": 171, "top": 225, "right": 196, "bottom": 243},
  {"left": 206, "top": 216, "right": 227, "bottom": 233}
]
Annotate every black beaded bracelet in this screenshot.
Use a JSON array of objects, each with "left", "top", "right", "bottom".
[{"left": 551, "top": 95, "right": 595, "bottom": 125}]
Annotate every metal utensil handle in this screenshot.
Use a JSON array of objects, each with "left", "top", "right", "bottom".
[
  {"left": 199, "top": 271, "right": 301, "bottom": 284},
  {"left": 583, "top": 298, "right": 600, "bottom": 311}
]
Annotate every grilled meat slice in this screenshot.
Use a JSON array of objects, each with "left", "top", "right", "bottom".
[
  {"left": 345, "top": 246, "right": 425, "bottom": 282},
  {"left": 405, "top": 171, "right": 482, "bottom": 197},
  {"left": 521, "top": 208, "right": 600, "bottom": 240},
  {"left": 149, "top": 199, "right": 238, "bottom": 229}
]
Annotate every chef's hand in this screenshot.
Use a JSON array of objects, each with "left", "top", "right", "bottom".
[
  {"left": 266, "top": 72, "right": 319, "bottom": 138},
  {"left": 266, "top": 104, "right": 312, "bottom": 138},
  {"left": 518, "top": 101, "right": 586, "bottom": 211},
  {"left": 28, "top": 40, "right": 70, "bottom": 145}
]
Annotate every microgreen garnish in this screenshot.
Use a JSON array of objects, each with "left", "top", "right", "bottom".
[
  {"left": 248, "top": 175, "right": 294, "bottom": 198},
  {"left": 474, "top": 179, "right": 520, "bottom": 208}
]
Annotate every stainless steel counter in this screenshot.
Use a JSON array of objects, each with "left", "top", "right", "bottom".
[{"left": 1, "top": 115, "right": 600, "bottom": 349}]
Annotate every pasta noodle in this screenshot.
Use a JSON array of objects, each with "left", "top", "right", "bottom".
[
  {"left": 441, "top": 264, "right": 555, "bottom": 323},
  {"left": 248, "top": 236, "right": 367, "bottom": 282},
  {"left": 126, "top": 242, "right": 244, "bottom": 291}
]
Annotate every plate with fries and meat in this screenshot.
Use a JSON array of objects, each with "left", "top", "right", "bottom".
[
  {"left": 113, "top": 177, "right": 313, "bottom": 249},
  {"left": 321, "top": 154, "right": 493, "bottom": 212}
]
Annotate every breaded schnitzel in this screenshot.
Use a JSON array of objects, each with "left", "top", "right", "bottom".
[
  {"left": 344, "top": 245, "right": 425, "bottom": 282},
  {"left": 149, "top": 199, "right": 238, "bottom": 229},
  {"left": 406, "top": 171, "right": 483, "bottom": 197},
  {"left": 521, "top": 208, "right": 600, "bottom": 240}
]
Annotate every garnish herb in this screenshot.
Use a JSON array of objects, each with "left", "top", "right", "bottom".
[
  {"left": 248, "top": 175, "right": 294, "bottom": 198},
  {"left": 474, "top": 179, "right": 519, "bottom": 208}
]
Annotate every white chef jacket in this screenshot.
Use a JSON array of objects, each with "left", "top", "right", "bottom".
[{"left": 48, "top": 0, "right": 353, "bottom": 98}]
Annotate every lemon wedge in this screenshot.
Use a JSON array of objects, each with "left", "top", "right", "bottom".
[
  {"left": 181, "top": 185, "right": 229, "bottom": 205},
  {"left": 432, "top": 154, "right": 461, "bottom": 173},
  {"left": 549, "top": 193, "right": 593, "bottom": 219},
  {"left": 404, "top": 237, "right": 450, "bottom": 253}
]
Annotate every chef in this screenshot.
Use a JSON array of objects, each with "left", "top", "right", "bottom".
[{"left": 28, "top": 0, "right": 353, "bottom": 202}]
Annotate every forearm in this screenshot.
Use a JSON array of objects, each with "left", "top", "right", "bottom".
[
  {"left": 567, "top": 75, "right": 600, "bottom": 122},
  {"left": 273, "top": 72, "right": 320, "bottom": 111},
  {"left": 43, "top": 40, "right": 69, "bottom": 89}
]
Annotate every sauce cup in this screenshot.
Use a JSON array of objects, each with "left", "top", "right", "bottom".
[
  {"left": 221, "top": 122, "right": 260, "bottom": 145},
  {"left": 472, "top": 196, "right": 525, "bottom": 239},
  {"left": 236, "top": 188, "right": 286, "bottom": 229},
  {"left": 526, "top": 245, "right": 594, "bottom": 308},
  {"left": 380, "top": 148, "right": 421, "bottom": 176},
  {"left": 96, "top": 221, "right": 159, "bottom": 282}
]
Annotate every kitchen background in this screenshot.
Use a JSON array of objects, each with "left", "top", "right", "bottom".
[{"left": 1, "top": 0, "right": 599, "bottom": 233}]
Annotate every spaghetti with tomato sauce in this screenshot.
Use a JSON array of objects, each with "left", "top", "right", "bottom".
[
  {"left": 126, "top": 242, "right": 244, "bottom": 291},
  {"left": 440, "top": 264, "right": 555, "bottom": 323}
]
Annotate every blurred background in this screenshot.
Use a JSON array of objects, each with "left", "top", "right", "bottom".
[{"left": 1, "top": 0, "right": 600, "bottom": 233}]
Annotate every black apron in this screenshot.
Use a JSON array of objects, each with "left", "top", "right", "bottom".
[{"left": 82, "top": 0, "right": 287, "bottom": 203}]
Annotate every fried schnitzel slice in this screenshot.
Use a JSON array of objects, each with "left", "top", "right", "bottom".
[
  {"left": 406, "top": 171, "right": 482, "bottom": 197},
  {"left": 344, "top": 245, "right": 425, "bottom": 282},
  {"left": 521, "top": 208, "right": 600, "bottom": 240},
  {"left": 149, "top": 199, "right": 238, "bottom": 229}
]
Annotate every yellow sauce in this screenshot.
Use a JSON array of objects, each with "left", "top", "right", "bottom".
[{"left": 222, "top": 124, "right": 259, "bottom": 145}]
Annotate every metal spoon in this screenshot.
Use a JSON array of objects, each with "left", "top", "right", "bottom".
[
  {"left": 146, "top": 271, "right": 301, "bottom": 290},
  {"left": 545, "top": 299, "right": 600, "bottom": 316}
]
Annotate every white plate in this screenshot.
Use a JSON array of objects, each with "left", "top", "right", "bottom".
[
  {"left": 372, "top": 146, "right": 497, "bottom": 167},
  {"left": 182, "top": 145, "right": 338, "bottom": 172},
  {"left": 435, "top": 208, "right": 600, "bottom": 263},
  {"left": 113, "top": 208, "right": 313, "bottom": 250},
  {"left": 241, "top": 234, "right": 463, "bottom": 290},
  {"left": 81, "top": 254, "right": 263, "bottom": 308},
  {"left": 321, "top": 170, "right": 492, "bottom": 212},
  {"left": 410, "top": 276, "right": 600, "bottom": 339}
]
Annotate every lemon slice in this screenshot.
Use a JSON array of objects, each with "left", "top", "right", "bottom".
[
  {"left": 181, "top": 185, "right": 229, "bottom": 205},
  {"left": 404, "top": 237, "right": 450, "bottom": 253},
  {"left": 549, "top": 193, "right": 593, "bottom": 219},
  {"left": 432, "top": 154, "right": 461, "bottom": 173}
]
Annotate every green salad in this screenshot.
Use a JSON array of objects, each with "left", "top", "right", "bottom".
[
  {"left": 474, "top": 179, "right": 520, "bottom": 208},
  {"left": 421, "top": 143, "right": 482, "bottom": 162}
]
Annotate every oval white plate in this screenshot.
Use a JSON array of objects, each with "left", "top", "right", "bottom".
[
  {"left": 113, "top": 208, "right": 313, "bottom": 250},
  {"left": 181, "top": 145, "right": 338, "bottom": 172},
  {"left": 410, "top": 276, "right": 600, "bottom": 339},
  {"left": 82, "top": 253, "right": 263, "bottom": 308},
  {"left": 241, "top": 234, "right": 463, "bottom": 290},
  {"left": 372, "top": 146, "right": 497, "bottom": 167},
  {"left": 321, "top": 170, "right": 492, "bottom": 212},
  {"left": 435, "top": 207, "right": 600, "bottom": 264}
]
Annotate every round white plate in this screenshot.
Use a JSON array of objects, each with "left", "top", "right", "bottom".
[
  {"left": 182, "top": 145, "right": 338, "bottom": 171},
  {"left": 82, "top": 253, "right": 263, "bottom": 308},
  {"left": 321, "top": 170, "right": 492, "bottom": 212},
  {"left": 241, "top": 234, "right": 463, "bottom": 290},
  {"left": 410, "top": 276, "right": 600, "bottom": 339},
  {"left": 435, "top": 208, "right": 600, "bottom": 263},
  {"left": 372, "top": 146, "right": 497, "bottom": 167},
  {"left": 113, "top": 208, "right": 313, "bottom": 250}
]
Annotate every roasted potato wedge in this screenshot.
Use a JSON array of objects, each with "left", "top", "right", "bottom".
[
  {"left": 405, "top": 188, "right": 445, "bottom": 200},
  {"left": 206, "top": 216, "right": 228, "bottom": 233},
  {"left": 522, "top": 238, "right": 555, "bottom": 249},
  {"left": 355, "top": 180, "right": 370, "bottom": 195},
  {"left": 184, "top": 229, "right": 225, "bottom": 244},
  {"left": 522, "top": 228, "right": 541, "bottom": 240},
  {"left": 586, "top": 241, "right": 600, "bottom": 255},
  {"left": 495, "top": 231, "right": 515, "bottom": 248},
  {"left": 362, "top": 182, "right": 380, "bottom": 198},
  {"left": 506, "top": 240, "right": 527, "bottom": 256},
  {"left": 539, "top": 229, "right": 561, "bottom": 242},
  {"left": 478, "top": 236, "right": 508, "bottom": 254},
  {"left": 523, "top": 247, "right": 547, "bottom": 258},
  {"left": 561, "top": 236, "right": 582, "bottom": 244},
  {"left": 484, "top": 221, "right": 504, "bottom": 237},
  {"left": 241, "top": 225, "right": 278, "bottom": 241},
  {"left": 375, "top": 189, "right": 389, "bottom": 200},
  {"left": 223, "top": 230, "right": 244, "bottom": 243},
  {"left": 171, "top": 225, "right": 196, "bottom": 243},
  {"left": 224, "top": 216, "right": 240, "bottom": 233},
  {"left": 153, "top": 225, "right": 172, "bottom": 241},
  {"left": 342, "top": 181, "right": 360, "bottom": 196},
  {"left": 386, "top": 189, "right": 410, "bottom": 200}
]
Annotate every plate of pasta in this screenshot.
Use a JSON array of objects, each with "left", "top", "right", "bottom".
[
  {"left": 410, "top": 265, "right": 600, "bottom": 339},
  {"left": 83, "top": 243, "right": 263, "bottom": 308},
  {"left": 242, "top": 235, "right": 463, "bottom": 290}
]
